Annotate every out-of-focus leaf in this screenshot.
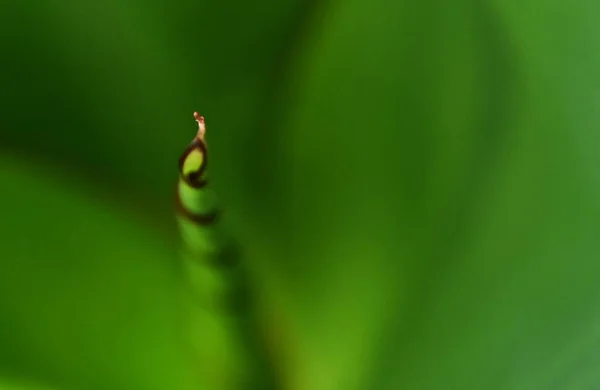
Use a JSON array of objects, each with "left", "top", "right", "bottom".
[
  {"left": 221, "top": 1, "right": 600, "bottom": 389},
  {"left": 0, "top": 155, "right": 190, "bottom": 390},
  {"left": 0, "top": 377, "right": 60, "bottom": 390},
  {"left": 2, "top": 0, "right": 600, "bottom": 389}
]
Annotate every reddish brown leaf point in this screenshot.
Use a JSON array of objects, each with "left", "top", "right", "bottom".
[{"left": 193, "top": 111, "right": 206, "bottom": 140}]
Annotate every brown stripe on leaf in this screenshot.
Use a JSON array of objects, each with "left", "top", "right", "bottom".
[
  {"left": 183, "top": 175, "right": 208, "bottom": 189},
  {"left": 174, "top": 184, "right": 220, "bottom": 225}
]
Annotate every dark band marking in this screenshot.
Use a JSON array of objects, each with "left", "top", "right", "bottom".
[
  {"left": 184, "top": 176, "right": 208, "bottom": 189},
  {"left": 174, "top": 184, "right": 220, "bottom": 225},
  {"left": 182, "top": 244, "right": 242, "bottom": 311},
  {"left": 178, "top": 138, "right": 208, "bottom": 188},
  {"left": 175, "top": 186, "right": 220, "bottom": 226}
]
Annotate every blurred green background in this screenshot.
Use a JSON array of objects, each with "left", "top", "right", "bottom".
[{"left": 2, "top": 0, "right": 600, "bottom": 389}]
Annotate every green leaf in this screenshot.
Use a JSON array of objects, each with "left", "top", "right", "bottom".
[
  {"left": 0, "top": 156, "right": 190, "bottom": 390},
  {"left": 3, "top": 0, "right": 600, "bottom": 389},
  {"left": 225, "top": 1, "right": 600, "bottom": 389},
  {"left": 0, "top": 377, "right": 61, "bottom": 390}
]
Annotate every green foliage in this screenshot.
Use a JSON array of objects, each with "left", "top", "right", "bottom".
[
  {"left": 0, "top": 156, "right": 187, "bottom": 390},
  {"left": 2, "top": 0, "right": 600, "bottom": 389}
]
